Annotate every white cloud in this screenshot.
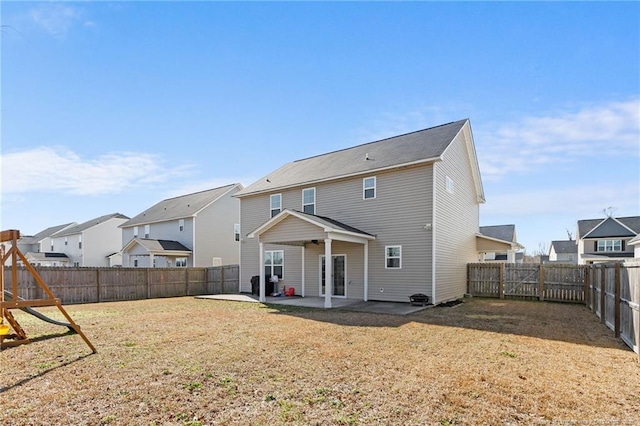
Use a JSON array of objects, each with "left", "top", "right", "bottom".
[
  {"left": 1, "top": 146, "right": 193, "bottom": 196},
  {"left": 477, "top": 98, "right": 640, "bottom": 180},
  {"left": 29, "top": 3, "right": 92, "bottom": 36}
]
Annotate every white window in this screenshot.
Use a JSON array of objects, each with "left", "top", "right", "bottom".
[
  {"left": 446, "top": 176, "right": 454, "bottom": 194},
  {"left": 363, "top": 177, "right": 376, "bottom": 199},
  {"left": 133, "top": 259, "right": 139, "bottom": 267},
  {"left": 65, "top": 237, "right": 68, "bottom": 246},
  {"left": 78, "top": 235, "right": 82, "bottom": 249},
  {"left": 179, "top": 219, "right": 184, "bottom": 232},
  {"left": 176, "top": 258, "right": 187, "bottom": 267},
  {"left": 51, "top": 242, "right": 54, "bottom": 251},
  {"left": 144, "top": 225, "right": 150, "bottom": 239},
  {"left": 302, "top": 188, "right": 316, "bottom": 214},
  {"left": 212, "top": 257, "right": 222, "bottom": 267},
  {"left": 597, "top": 240, "right": 622, "bottom": 252},
  {"left": 264, "top": 250, "right": 284, "bottom": 279},
  {"left": 234, "top": 223, "right": 241, "bottom": 242},
  {"left": 385, "top": 245, "right": 402, "bottom": 269},
  {"left": 133, "top": 226, "right": 139, "bottom": 238},
  {"left": 73, "top": 262, "right": 80, "bottom": 267},
  {"left": 270, "top": 194, "right": 282, "bottom": 218}
]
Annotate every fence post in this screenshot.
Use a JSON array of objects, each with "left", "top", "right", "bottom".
[
  {"left": 538, "top": 264, "right": 545, "bottom": 302},
  {"left": 499, "top": 263, "right": 505, "bottom": 299},
  {"left": 185, "top": 268, "right": 189, "bottom": 296},
  {"left": 614, "top": 262, "right": 621, "bottom": 338},
  {"left": 146, "top": 268, "right": 151, "bottom": 300},
  {"left": 583, "top": 266, "right": 589, "bottom": 307},
  {"left": 96, "top": 269, "right": 101, "bottom": 303},
  {"left": 600, "top": 265, "right": 606, "bottom": 324},
  {"left": 466, "top": 264, "right": 470, "bottom": 295}
]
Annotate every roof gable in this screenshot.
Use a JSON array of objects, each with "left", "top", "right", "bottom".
[
  {"left": 580, "top": 216, "right": 639, "bottom": 239},
  {"left": 236, "top": 120, "right": 472, "bottom": 197},
  {"left": 122, "top": 238, "right": 191, "bottom": 253},
  {"left": 550, "top": 240, "right": 578, "bottom": 254},
  {"left": 121, "top": 183, "right": 241, "bottom": 228},
  {"left": 479, "top": 225, "right": 516, "bottom": 243}
]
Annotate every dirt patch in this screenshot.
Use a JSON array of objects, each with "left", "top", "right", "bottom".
[{"left": 1, "top": 297, "right": 638, "bottom": 425}]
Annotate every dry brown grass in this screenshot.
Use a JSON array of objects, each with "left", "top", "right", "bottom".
[{"left": 1, "top": 297, "right": 639, "bottom": 426}]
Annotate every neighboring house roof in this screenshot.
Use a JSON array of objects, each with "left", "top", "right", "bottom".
[
  {"left": 55, "top": 213, "right": 130, "bottom": 237},
  {"left": 18, "top": 223, "right": 76, "bottom": 245},
  {"left": 121, "top": 183, "right": 242, "bottom": 228},
  {"left": 24, "top": 252, "right": 70, "bottom": 261},
  {"left": 577, "top": 216, "right": 640, "bottom": 239},
  {"left": 236, "top": 119, "right": 484, "bottom": 202},
  {"left": 550, "top": 240, "right": 578, "bottom": 254},
  {"left": 122, "top": 238, "right": 192, "bottom": 254},
  {"left": 479, "top": 225, "right": 517, "bottom": 243}
]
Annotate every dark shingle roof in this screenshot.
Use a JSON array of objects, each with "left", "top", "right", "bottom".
[
  {"left": 132, "top": 239, "right": 191, "bottom": 252},
  {"left": 577, "top": 216, "right": 640, "bottom": 239},
  {"left": 479, "top": 225, "right": 516, "bottom": 243},
  {"left": 236, "top": 120, "right": 469, "bottom": 197},
  {"left": 55, "top": 213, "right": 129, "bottom": 237},
  {"left": 19, "top": 223, "right": 76, "bottom": 244},
  {"left": 293, "top": 210, "right": 374, "bottom": 237},
  {"left": 121, "top": 183, "right": 241, "bottom": 227},
  {"left": 550, "top": 240, "right": 578, "bottom": 254}
]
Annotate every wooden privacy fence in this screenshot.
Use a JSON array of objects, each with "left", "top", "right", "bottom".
[
  {"left": 468, "top": 262, "right": 640, "bottom": 357},
  {"left": 2, "top": 264, "right": 239, "bottom": 305}
]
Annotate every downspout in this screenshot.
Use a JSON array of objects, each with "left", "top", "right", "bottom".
[{"left": 431, "top": 163, "right": 437, "bottom": 305}]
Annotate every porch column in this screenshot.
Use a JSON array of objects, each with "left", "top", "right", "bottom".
[
  {"left": 363, "top": 241, "right": 369, "bottom": 302},
  {"left": 507, "top": 249, "right": 516, "bottom": 264},
  {"left": 324, "top": 238, "right": 332, "bottom": 308},
  {"left": 301, "top": 245, "right": 306, "bottom": 297},
  {"left": 259, "top": 242, "right": 266, "bottom": 302},
  {"left": 149, "top": 253, "right": 155, "bottom": 268}
]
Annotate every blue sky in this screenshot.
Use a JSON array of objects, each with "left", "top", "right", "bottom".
[{"left": 1, "top": 1, "right": 638, "bottom": 254}]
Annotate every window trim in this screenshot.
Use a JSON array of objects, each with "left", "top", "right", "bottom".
[
  {"left": 144, "top": 224, "right": 150, "bottom": 239},
  {"left": 596, "top": 239, "right": 622, "bottom": 252},
  {"left": 133, "top": 226, "right": 139, "bottom": 238},
  {"left": 264, "top": 249, "right": 284, "bottom": 279},
  {"left": 234, "top": 223, "right": 241, "bottom": 242},
  {"left": 385, "top": 245, "right": 402, "bottom": 269},
  {"left": 363, "top": 176, "right": 376, "bottom": 200},
  {"left": 270, "top": 194, "right": 282, "bottom": 218},
  {"left": 302, "top": 187, "right": 316, "bottom": 214},
  {"left": 179, "top": 219, "right": 184, "bottom": 232}
]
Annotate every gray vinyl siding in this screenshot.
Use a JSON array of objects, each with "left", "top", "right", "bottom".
[
  {"left": 434, "top": 128, "right": 480, "bottom": 303},
  {"left": 261, "top": 216, "right": 327, "bottom": 243},
  {"left": 193, "top": 187, "right": 241, "bottom": 266},
  {"left": 240, "top": 165, "right": 434, "bottom": 302}
]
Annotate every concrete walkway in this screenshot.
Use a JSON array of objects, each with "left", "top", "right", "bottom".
[{"left": 195, "top": 294, "right": 431, "bottom": 315}]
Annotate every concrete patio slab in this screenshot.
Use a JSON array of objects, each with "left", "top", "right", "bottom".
[{"left": 195, "top": 294, "right": 431, "bottom": 315}]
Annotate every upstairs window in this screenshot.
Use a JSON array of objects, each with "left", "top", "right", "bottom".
[
  {"left": 446, "top": 176, "right": 454, "bottom": 194},
  {"left": 302, "top": 188, "right": 316, "bottom": 214},
  {"left": 78, "top": 235, "right": 82, "bottom": 249},
  {"left": 234, "top": 224, "right": 241, "bottom": 242},
  {"left": 363, "top": 177, "right": 376, "bottom": 199},
  {"left": 65, "top": 237, "right": 68, "bottom": 246},
  {"left": 144, "top": 225, "right": 150, "bottom": 239},
  {"left": 596, "top": 240, "right": 622, "bottom": 252},
  {"left": 385, "top": 245, "right": 402, "bottom": 269},
  {"left": 179, "top": 219, "right": 184, "bottom": 232},
  {"left": 133, "top": 226, "right": 139, "bottom": 238},
  {"left": 270, "top": 194, "right": 282, "bottom": 218}
]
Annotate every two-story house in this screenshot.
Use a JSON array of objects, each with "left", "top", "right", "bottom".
[
  {"left": 5, "top": 223, "right": 76, "bottom": 266},
  {"left": 120, "top": 183, "right": 242, "bottom": 268},
  {"left": 236, "top": 119, "right": 487, "bottom": 307},
  {"left": 50, "top": 213, "right": 130, "bottom": 267},
  {"left": 577, "top": 216, "right": 640, "bottom": 264},
  {"left": 548, "top": 240, "right": 578, "bottom": 264}
]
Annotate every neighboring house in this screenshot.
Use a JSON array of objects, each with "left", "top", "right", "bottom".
[
  {"left": 548, "top": 240, "right": 578, "bottom": 264},
  {"left": 477, "top": 224, "right": 523, "bottom": 263},
  {"left": 22, "top": 252, "right": 71, "bottom": 267},
  {"left": 50, "top": 213, "right": 130, "bottom": 267},
  {"left": 629, "top": 235, "right": 640, "bottom": 259},
  {"left": 236, "top": 119, "right": 490, "bottom": 306},
  {"left": 576, "top": 216, "right": 640, "bottom": 264},
  {"left": 4, "top": 223, "right": 76, "bottom": 266},
  {"left": 120, "top": 183, "right": 243, "bottom": 268}
]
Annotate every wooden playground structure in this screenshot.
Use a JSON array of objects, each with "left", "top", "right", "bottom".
[{"left": 0, "top": 229, "right": 96, "bottom": 353}]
